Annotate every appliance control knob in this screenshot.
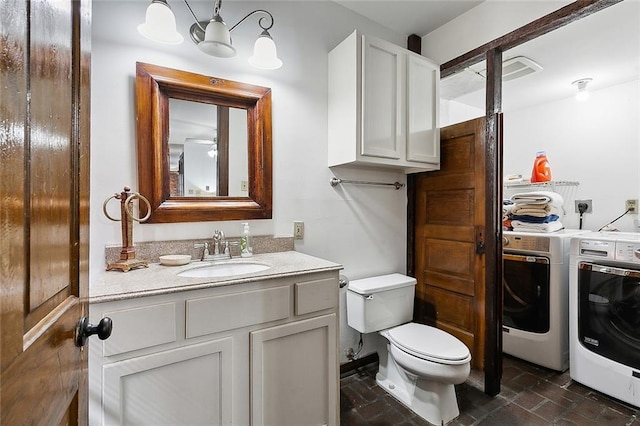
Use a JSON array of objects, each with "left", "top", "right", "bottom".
[
  {"left": 502, "top": 236, "right": 509, "bottom": 246},
  {"left": 634, "top": 248, "right": 640, "bottom": 259}
]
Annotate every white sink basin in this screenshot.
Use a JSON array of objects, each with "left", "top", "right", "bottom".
[{"left": 177, "top": 262, "right": 271, "bottom": 278}]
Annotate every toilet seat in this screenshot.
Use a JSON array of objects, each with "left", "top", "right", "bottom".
[{"left": 386, "top": 323, "right": 471, "bottom": 365}]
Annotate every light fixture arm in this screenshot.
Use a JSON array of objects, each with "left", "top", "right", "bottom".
[
  {"left": 183, "top": 0, "right": 275, "bottom": 35},
  {"left": 186, "top": 0, "right": 276, "bottom": 46},
  {"left": 181, "top": 0, "right": 206, "bottom": 33},
  {"left": 211, "top": 0, "right": 274, "bottom": 32},
  {"left": 142, "top": 0, "right": 282, "bottom": 68},
  {"left": 229, "top": 9, "right": 275, "bottom": 33}
]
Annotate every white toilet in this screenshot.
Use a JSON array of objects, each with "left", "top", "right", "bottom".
[{"left": 346, "top": 273, "right": 471, "bottom": 425}]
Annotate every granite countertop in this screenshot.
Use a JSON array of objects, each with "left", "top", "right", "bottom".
[{"left": 90, "top": 251, "right": 343, "bottom": 303}]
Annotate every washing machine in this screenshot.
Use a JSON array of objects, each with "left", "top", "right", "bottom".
[
  {"left": 502, "top": 229, "right": 586, "bottom": 371},
  {"left": 570, "top": 232, "right": 640, "bottom": 407}
]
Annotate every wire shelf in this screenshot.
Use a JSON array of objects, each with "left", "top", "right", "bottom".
[{"left": 503, "top": 180, "right": 579, "bottom": 189}]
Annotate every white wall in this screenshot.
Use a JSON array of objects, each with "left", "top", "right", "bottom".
[
  {"left": 421, "top": 0, "right": 571, "bottom": 64},
  {"left": 91, "top": 1, "right": 410, "bottom": 362},
  {"left": 427, "top": 1, "right": 640, "bottom": 232},
  {"left": 440, "top": 99, "right": 484, "bottom": 128},
  {"left": 503, "top": 79, "right": 640, "bottom": 232},
  {"left": 443, "top": 81, "right": 640, "bottom": 233}
]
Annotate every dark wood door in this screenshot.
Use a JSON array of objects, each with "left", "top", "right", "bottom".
[
  {"left": 1, "top": 0, "right": 91, "bottom": 423},
  {"left": 413, "top": 117, "right": 487, "bottom": 370}
]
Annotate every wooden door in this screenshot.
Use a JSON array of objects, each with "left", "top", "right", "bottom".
[
  {"left": 413, "top": 117, "right": 487, "bottom": 370},
  {"left": 1, "top": 0, "right": 91, "bottom": 423}
]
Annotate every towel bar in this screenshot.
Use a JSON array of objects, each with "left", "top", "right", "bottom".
[{"left": 330, "top": 177, "right": 405, "bottom": 190}]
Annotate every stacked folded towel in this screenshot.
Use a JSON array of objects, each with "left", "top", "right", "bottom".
[
  {"left": 506, "top": 191, "right": 564, "bottom": 233},
  {"left": 502, "top": 200, "right": 515, "bottom": 230}
]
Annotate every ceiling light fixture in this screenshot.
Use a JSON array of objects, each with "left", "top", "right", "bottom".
[
  {"left": 572, "top": 78, "right": 592, "bottom": 101},
  {"left": 137, "top": 0, "right": 282, "bottom": 70}
]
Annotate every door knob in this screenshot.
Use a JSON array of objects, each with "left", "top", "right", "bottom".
[{"left": 75, "top": 316, "right": 112, "bottom": 347}]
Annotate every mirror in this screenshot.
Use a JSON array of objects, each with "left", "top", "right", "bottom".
[
  {"left": 168, "top": 99, "right": 248, "bottom": 197},
  {"left": 135, "top": 62, "right": 272, "bottom": 223}
]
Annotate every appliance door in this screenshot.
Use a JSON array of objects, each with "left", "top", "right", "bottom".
[
  {"left": 503, "top": 253, "right": 550, "bottom": 333},
  {"left": 577, "top": 262, "right": 640, "bottom": 370}
]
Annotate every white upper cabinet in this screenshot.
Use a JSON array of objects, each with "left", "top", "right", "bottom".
[
  {"left": 328, "top": 30, "right": 440, "bottom": 173},
  {"left": 361, "top": 35, "right": 404, "bottom": 160}
]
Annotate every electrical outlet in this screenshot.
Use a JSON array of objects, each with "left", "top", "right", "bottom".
[
  {"left": 574, "top": 199, "right": 593, "bottom": 214},
  {"left": 293, "top": 221, "right": 304, "bottom": 239},
  {"left": 626, "top": 199, "right": 638, "bottom": 214},
  {"left": 240, "top": 180, "right": 248, "bottom": 192}
]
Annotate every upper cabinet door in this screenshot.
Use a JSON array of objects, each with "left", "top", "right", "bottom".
[
  {"left": 328, "top": 30, "right": 440, "bottom": 174},
  {"left": 406, "top": 54, "right": 440, "bottom": 164},
  {"left": 361, "top": 36, "right": 404, "bottom": 160}
]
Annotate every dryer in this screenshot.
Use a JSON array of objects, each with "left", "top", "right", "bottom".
[
  {"left": 570, "top": 232, "right": 640, "bottom": 407},
  {"left": 502, "top": 229, "right": 585, "bottom": 371}
]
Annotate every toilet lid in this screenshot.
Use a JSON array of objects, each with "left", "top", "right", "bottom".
[{"left": 387, "top": 323, "right": 471, "bottom": 365}]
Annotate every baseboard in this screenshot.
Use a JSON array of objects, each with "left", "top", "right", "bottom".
[{"left": 339, "top": 352, "right": 378, "bottom": 376}]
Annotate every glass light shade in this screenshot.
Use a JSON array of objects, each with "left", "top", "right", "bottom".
[
  {"left": 572, "top": 78, "right": 592, "bottom": 102},
  {"left": 248, "top": 33, "right": 283, "bottom": 70},
  {"left": 137, "top": 1, "right": 183, "bottom": 45},
  {"left": 198, "top": 19, "right": 236, "bottom": 58}
]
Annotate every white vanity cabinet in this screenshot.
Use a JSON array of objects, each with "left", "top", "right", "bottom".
[
  {"left": 89, "top": 271, "right": 339, "bottom": 426},
  {"left": 328, "top": 30, "right": 440, "bottom": 173}
]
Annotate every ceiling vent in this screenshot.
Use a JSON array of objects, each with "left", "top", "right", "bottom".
[
  {"left": 440, "top": 68, "right": 485, "bottom": 100},
  {"left": 441, "top": 56, "right": 543, "bottom": 100},
  {"left": 500, "top": 56, "right": 543, "bottom": 81}
]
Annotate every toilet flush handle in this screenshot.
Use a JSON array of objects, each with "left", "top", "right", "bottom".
[
  {"left": 365, "top": 294, "right": 374, "bottom": 300},
  {"left": 339, "top": 274, "right": 349, "bottom": 288}
]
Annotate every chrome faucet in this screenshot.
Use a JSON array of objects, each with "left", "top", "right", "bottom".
[
  {"left": 194, "top": 230, "right": 231, "bottom": 261},
  {"left": 201, "top": 229, "right": 230, "bottom": 260},
  {"left": 212, "top": 229, "right": 225, "bottom": 255}
]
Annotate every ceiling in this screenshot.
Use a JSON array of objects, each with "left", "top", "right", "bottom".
[
  {"left": 336, "top": 1, "right": 640, "bottom": 112},
  {"left": 334, "top": 0, "right": 483, "bottom": 37},
  {"left": 97, "top": 1, "right": 639, "bottom": 113}
]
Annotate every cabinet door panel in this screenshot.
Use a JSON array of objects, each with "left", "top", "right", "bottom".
[
  {"left": 407, "top": 55, "right": 440, "bottom": 164},
  {"left": 251, "top": 314, "right": 337, "bottom": 426},
  {"left": 103, "top": 339, "right": 233, "bottom": 425},
  {"left": 103, "top": 302, "right": 177, "bottom": 356},
  {"left": 186, "top": 285, "right": 289, "bottom": 338},
  {"left": 295, "top": 277, "right": 338, "bottom": 316},
  {"left": 361, "top": 37, "right": 403, "bottom": 159}
]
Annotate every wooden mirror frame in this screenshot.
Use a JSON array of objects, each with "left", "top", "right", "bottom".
[{"left": 135, "top": 62, "right": 272, "bottom": 223}]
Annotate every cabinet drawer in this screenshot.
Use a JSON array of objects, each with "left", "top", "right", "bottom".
[
  {"left": 295, "top": 277, "right": 337, "bottom": 316},
  {"left": 186, "top": 286, "right": 290, "bottom": 338},
  {"left": 103, "top": 302, "right": 177, "bottom": 356}
]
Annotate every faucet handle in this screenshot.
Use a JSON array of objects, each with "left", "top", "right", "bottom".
[{"left": 194, "top": 242, "right": 210, "bottom": 261}]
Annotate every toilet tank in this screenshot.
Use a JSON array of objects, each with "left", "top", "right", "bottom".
[{"left": 346, "top": 273, "right": 416, "bottom": 333}]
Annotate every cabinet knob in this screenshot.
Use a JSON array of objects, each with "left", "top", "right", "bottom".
[{"left": 75, "top": 316, "right": 113, "bottom": 347}]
